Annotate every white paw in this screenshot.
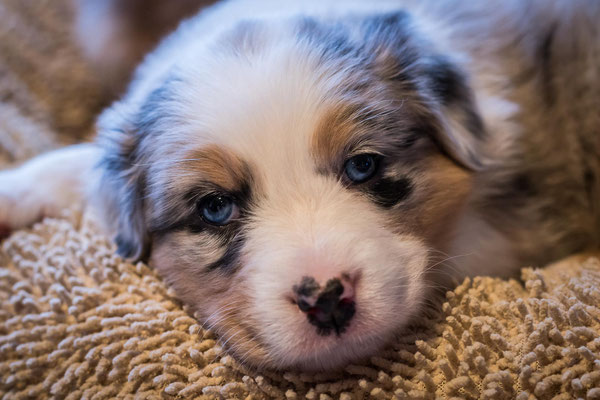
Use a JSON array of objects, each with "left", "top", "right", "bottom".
[
  {"left": 0, "top": 168, "right": 45, "bottom": 232},
  {"left": 0, "top": 145, "right": 100, "bottom": 235},
  {"left": 0, "top": 169, "right": 81, "bottom": 234}
]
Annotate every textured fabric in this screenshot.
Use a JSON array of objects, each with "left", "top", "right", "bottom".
[
  {"left": 1, "top": 212, "right": 600, "bottom": 399},
  {"left": 2, "top": 1, "right": 600, "bottom": 399}
]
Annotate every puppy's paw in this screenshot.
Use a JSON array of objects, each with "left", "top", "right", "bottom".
[
  {"left": 0, "top": 169, "right": 44, "bottom": 233},
  {"left": 0, "top": 145, "right": 99, "bottom": 237},
  {"left": 0, "top": 169, "right": 80, "bottom": 235}
]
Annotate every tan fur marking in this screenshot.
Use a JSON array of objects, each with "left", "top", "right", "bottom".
[
  {"left": 390, "top": 154, "right": 473, "bottom": 247},
  {"left": 417, "top": 156, "right": 473, "bottom": 241},
  {"left": 181, "top": 145, "right": 248, "bottom": 192},
  {"left": 311, "top": 104, "right": 361, "bottom": 168}
]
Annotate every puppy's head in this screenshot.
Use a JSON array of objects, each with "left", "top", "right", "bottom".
[{"left": 96, "top": 12, "right": 485, "bottom": 370}]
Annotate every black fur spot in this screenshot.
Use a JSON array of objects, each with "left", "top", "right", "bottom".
[
  {"left": 426, "top": 56, "right": 486, "bottom": 141},
  {"left": 427, "top": 57, "right": 466, "bottom": 106},
  {"left": 206, "top": 232, "right": 246, "bottom": 272},
  {"left": 368, "top": 177, "right": 413, "bottom": 208}
]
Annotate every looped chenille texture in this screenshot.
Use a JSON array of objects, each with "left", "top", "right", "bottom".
[
  {"left": 2, "top": 1, "right": 600, "bottom": 398},
  {"left": 1, "top": 211, "right": 600, "bottom": 400}
]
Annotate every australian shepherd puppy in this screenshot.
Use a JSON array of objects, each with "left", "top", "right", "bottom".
[{"left": 0, "top": 0, "right": 599, "bottom": 371}]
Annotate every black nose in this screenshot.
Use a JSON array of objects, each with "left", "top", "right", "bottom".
[{"left": 293, "top": 277, "right": 356, "bottom": 336}]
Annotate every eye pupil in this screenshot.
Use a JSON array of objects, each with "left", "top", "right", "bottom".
[
  {"left": 208, "top": 196, "right": 226, "bottom": 211},
  {"left": 344, "top": 154, "right": 378, "bottom": 183},
  {"left": 200, "top": 194, "right": 236, "bottom": 225},
  {"left": 352, "top": 157, "right": 372, "bottom": 172}
]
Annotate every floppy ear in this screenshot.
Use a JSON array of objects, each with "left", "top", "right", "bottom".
[
  {"left": 362, "top": 12, "right": 487, "bottom": 170},
  {"left": 93, "top": 105, "right": 150, "bottom": 260},
  {"left": 424, "top": 55, "right": 487, "bottom": 170}
]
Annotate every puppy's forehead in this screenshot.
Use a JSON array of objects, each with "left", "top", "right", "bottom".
[
  {"left": 162, "top": 22, "right": 413, "bottom": 192},
  {"left": 176, "top": 42, "right": 333, "bottom": 180}
]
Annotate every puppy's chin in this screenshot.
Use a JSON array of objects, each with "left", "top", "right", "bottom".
[{"left": 264, "top": 329, "right": 391, "bottom": 372}]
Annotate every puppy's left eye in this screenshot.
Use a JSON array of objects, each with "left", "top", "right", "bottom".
[
  {"left": 344, "top": 154, "right": 379, "bottom": 183},
  {"left": 199, "top": 194, "right": 239, "bottom": 226}
]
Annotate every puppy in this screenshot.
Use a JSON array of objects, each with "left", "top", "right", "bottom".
[{"left": 1, "top": 0, "right": 599, "bottom": 371}]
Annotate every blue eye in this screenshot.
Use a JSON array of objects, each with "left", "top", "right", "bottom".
[
  {"left": 199, "top": 194, "right": 238, "bottom": 226},
  {"left": 344, "top": 154, "right": 379, "bottom": 183}
]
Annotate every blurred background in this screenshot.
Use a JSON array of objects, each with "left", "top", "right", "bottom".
[{"left": 0, "top": 0, "right": 215, "bottom": 167}]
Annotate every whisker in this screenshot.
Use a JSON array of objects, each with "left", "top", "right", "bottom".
[
  {"left": 426, "top": 252, "right": 474, "bottom": 271},
  {"left": 238, "top": 342, "right": 263, "bottom": 367},
  {"left": 197, "top": 302, "right": 242, "bottom": 341}
]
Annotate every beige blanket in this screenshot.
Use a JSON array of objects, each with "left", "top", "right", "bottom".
[
  {"left": 2, "top": 213, "right": 600, "bottom": 399},
  {"left": 1, "top": 1, "right": 600, "bottom": 399}
]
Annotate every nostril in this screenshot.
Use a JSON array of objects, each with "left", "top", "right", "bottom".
[
  {"left": 297, "top": 299, "right": 312, "bottom": 312},
  {"left": 322, "top": 278, "right": 344, "bottom": 298},
  {"left": 293, "top": 276, "right": 320, "bottom": 297}
]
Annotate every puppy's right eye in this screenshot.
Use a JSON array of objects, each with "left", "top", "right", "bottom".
[
  {"left": 198, "top": 194, "right": 239, "bottom": 226},
  {"left": 344, "top": 154, "right": 380, "bottom": 184}
]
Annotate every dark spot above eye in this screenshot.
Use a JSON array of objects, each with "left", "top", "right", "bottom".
[{"left": 368, "top": 177, "right": 413, "bottom": 208}]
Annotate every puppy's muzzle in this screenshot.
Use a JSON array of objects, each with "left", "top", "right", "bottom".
[{"left": 293, "top": 276, "right": 356, "bottom": 336}]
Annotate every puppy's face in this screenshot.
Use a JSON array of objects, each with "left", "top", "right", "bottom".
[{"left": 97, "top": 13, "right": 484, "bottom": 370}]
